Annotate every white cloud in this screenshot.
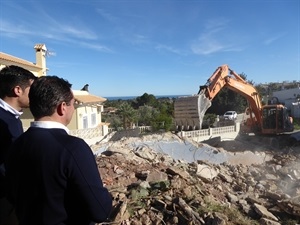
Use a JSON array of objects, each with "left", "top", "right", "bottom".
[
  {"left": 155, "top": 44, "right": 183, "bottom": 55},
  {"left": 79, "top": 42, "right": 113, "bottom": 53},
  {"left": 190, "top": 18, "right": 244, "bottom": 55},
  {"left": 0, "top": 20, "right": 32, "bottom": 37},
  {"left": 96, "top": 8, "right": 118, "bottom": 23},
  {"left": 264, "top": 33, "right": 285, "bottom": 45}
]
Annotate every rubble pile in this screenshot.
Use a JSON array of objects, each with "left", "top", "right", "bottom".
[{"left": 92, "top": 132, "right": 300, "bottom": 225}]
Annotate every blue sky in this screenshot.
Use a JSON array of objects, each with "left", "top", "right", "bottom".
[{"left": 0, "top": 0, "right": 299, "bottom": 97}]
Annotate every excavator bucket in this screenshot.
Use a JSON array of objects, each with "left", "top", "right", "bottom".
[{"left": 174, "top": 91, "right": 211, "bottom": 131}]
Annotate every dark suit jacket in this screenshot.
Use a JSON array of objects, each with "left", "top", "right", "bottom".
[
  {"left": 0, "top": 107, "right": 23, "bottom": 198},
  {"left": 5, "top": 127, "right": 112, "bottom": 225},
  {"left": 0, "top": 107, "right": 23, "bottom": 165}
]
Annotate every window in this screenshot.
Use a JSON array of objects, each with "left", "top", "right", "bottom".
[
  {"left": 83, "top": 115, "right": 88, "bottom": 129},
  {"left": 91, "top": 113, "right": 97, "bottom": 127}
]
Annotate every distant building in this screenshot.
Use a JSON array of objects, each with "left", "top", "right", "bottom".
[
  {"left": 0, "top": 44, "right": 108, "bottom": 137},
  {"left": 72, "top": 90, "right": 106, "bottom": 130},
  {"left": 272, "top": 87, "right": 300, "bottom": 118}
]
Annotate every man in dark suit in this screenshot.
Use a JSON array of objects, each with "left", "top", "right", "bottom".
[
  {"left": 0, "top": 65, "right": 37, "bottom": 225},
  {"left": 5, "top": 76, "right": 112, "bottom": 225}
]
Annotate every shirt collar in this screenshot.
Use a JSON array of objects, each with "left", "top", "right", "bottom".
[
  {"left": 0, "top": 98, "right": 23, "bottom": 118},
  {"left": 30, "top": 121, "right": 70, "bottom": 134}
]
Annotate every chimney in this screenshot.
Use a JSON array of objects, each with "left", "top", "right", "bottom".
[{"left": 34, "top": 44, "right": 47, "bottom": 77}]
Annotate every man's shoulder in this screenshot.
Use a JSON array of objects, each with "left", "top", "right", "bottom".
[
  {"left": 0, "top": 107, "right": 14, "bottom": 119},
  {"left": 48, "top": 129, "right": 90, "bottom": 149},
  {"left": 63, "top": 134, "right": 88, "bottom": 145},
  {"left": 60, "top": 135, "right": 93, "bottom": 157},
  {"left": 24, "top": 128, "right": 92, "bottom": 154},
  {"left": 25, "top": 128, "right": 86, "bottom": 145}
]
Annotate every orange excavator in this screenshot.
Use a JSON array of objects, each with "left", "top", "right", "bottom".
[{"left": 174, "top": 64, "right": 294, "bottom": 134}]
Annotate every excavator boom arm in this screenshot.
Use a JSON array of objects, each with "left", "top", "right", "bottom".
[{"left": 199, "top": 64, "right": 263, "bottom": 128}]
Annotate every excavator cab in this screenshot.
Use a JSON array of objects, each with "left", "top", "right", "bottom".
[{"left": 261, "top": 105, "right": 294, "bottom": 134}]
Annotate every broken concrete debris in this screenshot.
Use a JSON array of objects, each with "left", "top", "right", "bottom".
[{"left": 91, "top": 132, "right": 300, "bottom": 224}]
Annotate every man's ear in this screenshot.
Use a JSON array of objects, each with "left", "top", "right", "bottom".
[
  {"left": 13, "top": 86, "right": 22, "bottom": 97},
  {"left": 57, "top": 102, "right": 67, "bottom": 116}
]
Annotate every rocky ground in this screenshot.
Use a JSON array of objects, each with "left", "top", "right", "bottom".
[{"left": 90, "top": 132, "right": 300, "bottom": 225}]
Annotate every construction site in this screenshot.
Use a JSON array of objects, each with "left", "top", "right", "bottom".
[
  {"left": 84, "top": 65, "right": 300, "bottom": 224},
  {"left": 90, "top": 130, "right": 300, "bottom": 225}
]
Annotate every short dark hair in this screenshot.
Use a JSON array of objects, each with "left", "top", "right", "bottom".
[
  {"left": 29, "top": 76, "right": 73, "bottom": 119},
  {"left": 0, "top": 65, "right": 37, "bottom": 98}
]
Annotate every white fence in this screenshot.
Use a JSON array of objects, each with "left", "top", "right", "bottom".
[
  {"left": 69, "top": 126, "right": 104, "bottom": 139},
  {"left": 69, "top": 126, "right": 152, "bottom": 140},
  {"left": 69, "top": 124, "right": 238, "bottom": 143},
  {"left": 108, "top": 126, "right": 152, "bottom": 133},
  {"left": 179, "top": 123, "right": 240, "bottom": 140}
]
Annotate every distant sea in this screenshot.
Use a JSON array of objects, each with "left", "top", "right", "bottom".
[{"left": 105, "top": 94, "right": 189, "bottom": 101}]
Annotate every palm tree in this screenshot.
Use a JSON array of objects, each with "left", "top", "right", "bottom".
[{"left": 117, "top": 102, "right": 137, "bottom": 129}]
